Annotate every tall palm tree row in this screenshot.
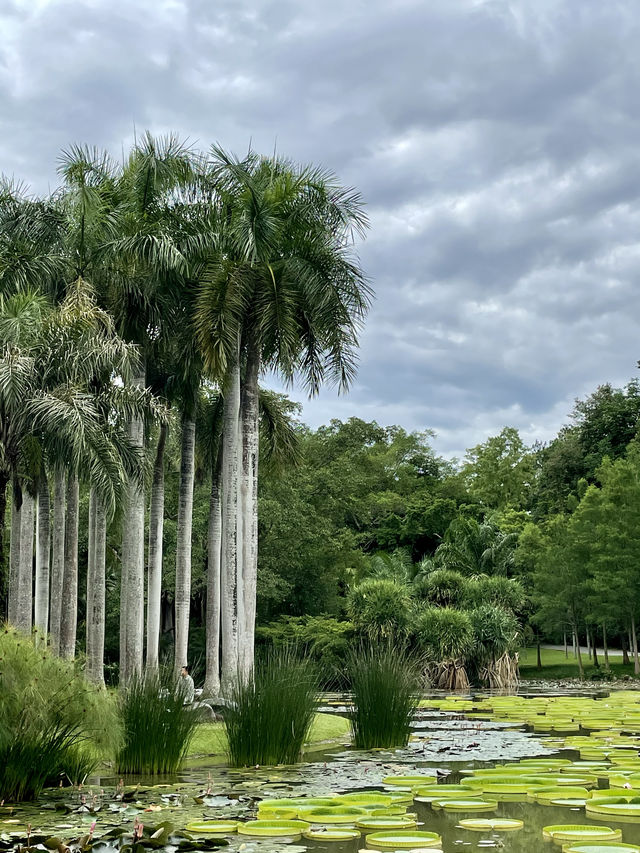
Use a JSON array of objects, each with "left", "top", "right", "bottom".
[{"left": 0, "top": 135, "right": 369, "bottom": 693}]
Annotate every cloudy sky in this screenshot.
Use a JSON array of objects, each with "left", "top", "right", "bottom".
[{"left": 2, "top": 0, "right": 639, "bottom": 457}]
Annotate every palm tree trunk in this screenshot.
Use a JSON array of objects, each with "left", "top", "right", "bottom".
[
  {"left": 146, "top": 423, "right": 167, "bottom": 672},
  {"left": 8, "top": 481, "right": 21, "bottom": 625},
  {"left": 15, "top": 488, "right": 34, "bottom": 632},
  {"left": 174, "top": 415, "right": 196, "bottom": 674},
  {"left": 86, "top": 492, "right": 106, "bottom": 686},
  {"left": 120, "top": 365, "right": 145, "bottom": 685},
  {"left": 221, "top": 342, "right": 241, "bottom": 693},
  {"left": 0, "top": 471, "right": 9, "bottom": 618},
  {"left": 49, "top": 469, "right": 66, "bottom": 654},
  {"left": 34, "top": 473, "right": 50, "bottom": 640},
  {"left": 204, "top": 458, "right": 222, "bottom": 697},
  {"left": 60, "top": 474, "right": 79, "bottom": 659},
  {"left": 239, "top": 345, "right": 260, "bottom": 680},
  {"left": 85, "top": 487, "right": 96, "bottom": 673}
]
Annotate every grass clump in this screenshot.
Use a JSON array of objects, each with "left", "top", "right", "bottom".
[
  {"left": 117, "top": 667, "right": 199, "bottom": 774},
  {"left": 348, "top": 643, "right": 419, "bottom": 749},
  {"left": 0, "top": 626, "right": 118, "bottom": 801},
  {"left": 224, "top": 648, "right": 319, "bottom": 767}
]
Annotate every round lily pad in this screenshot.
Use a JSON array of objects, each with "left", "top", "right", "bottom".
[
  {"left": 257, "top": 808, "right": 298, "bottom": 820},
  {"left": 300, "top": 806, "right": 368, "bottom": 824},
  {"left": 237, "top": 820, "right": 310, "bottom": 837},
  {"left": 184, "top": 821, "right": 238, "bottom": 834},
  {"left": 563, "top": 845, "right": 640, "bottom": 853},
  {"left": 435, "top": 799, "right": 498, "bottom": 812},
  {"left": 355, "top": 816, "right": 417, "bottom": 831},
  {"left": 542, "top": 824, "right": 622, "bottom": 842},
  {"left": 303, "top": 828, "right": 361, "bottom": 841},
  {"left": 457, "top": 818, "right": 523, "bottom": 832},
  {"left": 364, "top": 829, "right": 442, "bottom": 849}
]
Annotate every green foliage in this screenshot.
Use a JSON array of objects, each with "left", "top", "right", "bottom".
[
  {"left": 469, "top": 604, "right": 520, "bottom": 662},
  {"left": 463, "top": 575, "right": 525, "bottom": 613},
  {"left": 347, "top": 578, "right": 411, "bottom": 638},
  {"left": 414, "top": 568, "right": 466, "bottom": 607},
  {"left": 0, "top": 627, "right": 118, "bottom": 801},
  {"left": 462, "top": 426, "right": 534, "bottom": 510},
  {"left": 116, "top": 668, "right": 199, "bottom": 774},
  {"left": 255, "top": 615, "right": 355, "bottom": 683},
  {"left": 412, "top": 607, "right": 475, "bottom": 661},
  {"left": 347, "top": 643, "right": 419, "bottom": 749},
  {"left": 434, "top": 517, "right": 517, "bottom": 576},
  {"left": 224, "top": 648, "right": 319, "bottom": 767}
]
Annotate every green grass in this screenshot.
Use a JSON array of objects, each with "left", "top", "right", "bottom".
[
  {"left": 519, "top": 646, "right": 639, "bottom": 680},
  {"left": 224, "top": 648, "right": 320, "bottom": 767},
  {"left": 116, "top": 668, "right": 200, "bottom": 774},
  {"left": 348, "top": 644, "right": 419, "bottom": 750},
  {"left": 188, "top": 712, "right": 350, "bottom": 759}
]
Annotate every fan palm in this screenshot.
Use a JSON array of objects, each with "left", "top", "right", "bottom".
[
  {"left": 195, "top": 147, "right": 370, "bottom": 687},
  {"left": 434, "top": 517, "right": 518, "bottom": 576}
]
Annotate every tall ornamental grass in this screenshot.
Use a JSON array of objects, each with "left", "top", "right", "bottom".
[
  {"left": 224, "top": 648, "right": 319, "bottom": 767},
  {"left": 117, "top": 667, "right": 199, "bottom": 774},
  {"left": 348, "top": 643, "right": 419, "bottom": 749},
  {"left": 0, "top": 626, "right": 118, "bottom": 801}
]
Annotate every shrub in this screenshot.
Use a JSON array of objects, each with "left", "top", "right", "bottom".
[
  {"left": 414, "top": 568, "right": 467, "bottom": 607},
  {"left": 116, "top": 667, "right": 199, "bottom": 774},
  {"left": 224, "top": 647, "right": 319, "bottom": 767},
  {"left": 347, "top": 643, "right": 419, "bottom": 749},
  {"left": 468, "top": 604, "right": 520, "bottom": 662},
  {"left": 256, "top": 615, "right": 355, "bottom": 683},
  {"left": 412, "top": 606, "right": 475, "bottom": 661},
  {"left": 0, "top": 627, "right": 118, "bottom": 801},
  {"left": 462, "top": 575, "right": 525, "bottom": 613},
  {"left": 347, "top": 578, "right": 411, "bottom": 638}
]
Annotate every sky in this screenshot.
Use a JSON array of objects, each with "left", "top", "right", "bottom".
[{"left": 2, "top": 0, "right": 640, "bottom": 458}]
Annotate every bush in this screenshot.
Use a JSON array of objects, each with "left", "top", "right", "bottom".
[
  {"left": 348, "top": 643, "right": 419, "bottom": 749},
  {"left": 468, "top": 604, "right": 520, "bottom": 662},
  {"left": 414, "top": 568, "right": 467, "bottom": 607},
  {"left": 462, "top": 575, "right": 525, "bottom": 613},
  {"left": 347, "top": 578, "right": 411, "bottom": 638},
  {"left": 412, "top": 606, "right": 475, "bottom": 661},
  {"left": 256, "top": 615, "right": 355, "bottom": 684},
  {"left": 117, "top": 667, "right": 199, "bottom": 774},
  {"left": 224, "top": 647, "right": 319, "bottom": 767},
  {"left": 0, "top": 627, "right": 118, "bottom": 801}
]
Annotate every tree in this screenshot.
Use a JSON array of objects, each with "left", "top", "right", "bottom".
[
  {"left": 434, "top": 516, "right": 518, "bottom": 576},
  {"left": 196, "top": 148, "right": 370, "bottom": 687},
  {"left": 462, "top": 426, "right": 534, "bottom": 510},
  {"left": 101, "top": 133, "right": 195, "bottom": 683}
]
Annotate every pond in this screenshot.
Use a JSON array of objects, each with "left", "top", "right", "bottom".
[{"left": 7, "top": 688, "right": 640, "bottom": 853}]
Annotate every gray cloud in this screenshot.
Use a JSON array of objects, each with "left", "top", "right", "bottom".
[{"left": 2, "top": 0, "right": 640, "bottom": 456}]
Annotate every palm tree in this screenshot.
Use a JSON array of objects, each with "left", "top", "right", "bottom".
[
  {"left": 98, "top": 133, "right": 195, "bottom": 684},
  {"left": 195, "top": 148, "right": 370, "bottom": 687},
  {"left": 434, "top": 517, "right": 518, "bottom": 576}
]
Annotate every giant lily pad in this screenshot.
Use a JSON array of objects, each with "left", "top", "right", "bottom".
[
  {"left": 457, "top": 818, "right": 523, "bottom": 831},
  {"left": 364, "top": 830, "right": 442, "bottom": 849},
  {"left": 237, "top": 820, "right": 310, "bottom": 837}
]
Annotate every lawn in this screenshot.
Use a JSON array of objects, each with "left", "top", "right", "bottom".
[
  {"left": 187, "top": 711, "right": 351, "bottom": 760},
  {"left": 518, "top": 646, "right": 638, "bottom": 680}
]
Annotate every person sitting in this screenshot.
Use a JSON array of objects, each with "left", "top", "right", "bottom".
[{"left": 178, "top": 664, "right": 195, "bottom": 705}]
